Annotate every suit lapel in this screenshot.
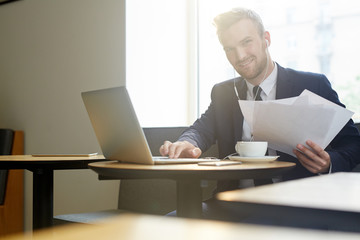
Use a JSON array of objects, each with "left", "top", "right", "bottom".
[
  {"left": 233, "top": 77, "right": 247, "bottom": 141},
  {"left": 275, "top": 64, "right": 295, "bottom": 99}
]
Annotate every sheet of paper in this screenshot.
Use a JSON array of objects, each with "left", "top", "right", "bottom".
[
  {"left": 240, "top": 96, "right": 298, "bottom": 133},
  {"left": 238, "top": 90, "right": 354, "bottom": 157}
]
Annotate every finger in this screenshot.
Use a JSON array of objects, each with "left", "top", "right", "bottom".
[
  {"left": 159, "top": 145, "right": 166, "bottom": 156},
  {"left": 159, "top": 141, "right": 172, "bottom": 156},
  {"left": 173, "top": 145, "right": 185, "bottom": 158},
  {"left": 299, "top": 142, "right": 330, "bottom": 170},
  {"left": 299, "top": 159, "right": 321, "bottom": 173},
  {"left": 173, "top": 143, "right": 196, "bottom": 158},
  {"left": 296, "top": 143, "right": 326, "bottom": 166},
  {"left": 293, "top": 149, "right": 322, "bottom": 173},
  {"left": 305, "top": 140, "right": 329, "bottom": 161},
  {"left": 175, "top": 144, "right": 201, "bottom": 158},
  {"left": 168, "top": 142, "right": 189, "bottom": 159},
  {"left": 187, "top": 148, "right": 202, "bottom": 158},
  {"left": 166, "top": 141, "right": 200, "bottom": 159},
  {"left": 294, "top": 148, "right": 330, "bottom": 173}
]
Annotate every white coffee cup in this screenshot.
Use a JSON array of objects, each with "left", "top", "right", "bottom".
[{"left": 235, "top": 141, "right": 268, "bottom": 157}]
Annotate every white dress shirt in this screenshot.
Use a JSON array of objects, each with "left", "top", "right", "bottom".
[{"left": 242, "top": 63, "right": 277, "bottom": 150}]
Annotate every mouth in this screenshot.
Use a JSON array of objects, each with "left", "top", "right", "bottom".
[{"left": 237, "top": 57, "right": 254, "bottom": 68}]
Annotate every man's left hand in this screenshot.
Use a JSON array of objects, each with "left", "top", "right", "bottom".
[{"left": 293, "top": 140, "right": 331, "bottom": 174}]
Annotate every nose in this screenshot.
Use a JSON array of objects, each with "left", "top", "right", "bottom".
[{"left": 233, "top": 46, "right": 246, "bottom": 61}]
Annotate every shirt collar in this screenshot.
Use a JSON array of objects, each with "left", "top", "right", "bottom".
[{"left": 245, "top": 62, "right": 278, "bottom": 98}]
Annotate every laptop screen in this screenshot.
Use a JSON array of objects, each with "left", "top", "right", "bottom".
[{"left": 81, "top": 86, "right": 154, "bottom": 164}]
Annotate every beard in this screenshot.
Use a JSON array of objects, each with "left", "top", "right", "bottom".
[{"left": 235, "top": 53, "right": 268, "bottom": 82}]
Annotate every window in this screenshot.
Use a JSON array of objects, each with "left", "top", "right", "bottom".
[
  {"left": 127, "top": 0, "right": 360, "bottom": 127},
  {"left": 126, "top": 0, "right": 196, "bottom": 127},
  {"left": 197, "top": 0, "right": 360, "bottom": 122}
]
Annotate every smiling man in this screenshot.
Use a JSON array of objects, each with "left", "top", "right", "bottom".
[
  {"left": 220, "top": 19, "right": 272, "bottom": 86},
  {"left": 160, "top": 8, "right": 360, "bottom": 191}
]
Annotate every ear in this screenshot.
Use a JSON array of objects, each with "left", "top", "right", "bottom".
[{"left": 264, "top": 31, "right": 271, "bottom": 47}]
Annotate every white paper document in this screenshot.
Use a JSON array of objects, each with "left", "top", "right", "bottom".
[{"left": 238, "top": 90, "right": 354, "bottom": 157}]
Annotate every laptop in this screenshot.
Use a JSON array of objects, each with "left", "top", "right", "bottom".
[{"left": 81, "top": 86, "right": 220, "bottom": 165}]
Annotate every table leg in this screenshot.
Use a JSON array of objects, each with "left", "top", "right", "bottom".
[
  {"left": 32, "top": 169, "right": 53, "bottom": 230},
  {"left": 176, "top": 180, "right": 202, "bottom": 218}
]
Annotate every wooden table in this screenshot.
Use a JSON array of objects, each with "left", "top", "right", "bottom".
[
  {"left": 0, "top": 155, "right": 105, "bottom": 230},
  {"left": 217, "top": 172, "right": 360, "bottom": 232},
  {"left": 89, "top": 160, "right": 295, "bottom": 218},
  {"left": 4, "top": 213, "right": 360, "bottom": 240}
]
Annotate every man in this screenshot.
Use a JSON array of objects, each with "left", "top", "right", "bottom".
[{"left": 160, "top": 8, "right": 360, "bottom": 192}]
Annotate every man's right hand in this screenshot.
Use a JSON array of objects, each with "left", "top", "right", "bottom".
[{"left": 159, "top": 140, "right": 202, "bottom": 159}]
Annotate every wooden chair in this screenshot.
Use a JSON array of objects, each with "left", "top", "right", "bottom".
[{"left": 0, "top": 130, "right": 24, "bottom": 236}]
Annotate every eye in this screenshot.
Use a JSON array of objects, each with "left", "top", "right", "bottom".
[
  {"left": 243, "top": 39, "right": 252, "bottom": 46},
  {"left": 223, "top": 47, "right": 234, "bottom": 53}
]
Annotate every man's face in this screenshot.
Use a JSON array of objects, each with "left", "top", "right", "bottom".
[{"left": 219, "top": 19, "right": 268, "bottom": 85}]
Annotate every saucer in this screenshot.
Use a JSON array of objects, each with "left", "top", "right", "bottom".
[{"left": 228, "top": 156, "right": 279, "bottom": 163}]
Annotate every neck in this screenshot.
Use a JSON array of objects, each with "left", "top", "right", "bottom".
[{"left": 249, "top": 59, "right": 275, "bottom": 86}]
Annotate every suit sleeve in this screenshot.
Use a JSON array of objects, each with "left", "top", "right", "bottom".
[
  {"left": 178, "top": 87, "right": 219, "bottom": 152},
  {"left": 317, "top": 74, "right": 360, "bottom": 171}
]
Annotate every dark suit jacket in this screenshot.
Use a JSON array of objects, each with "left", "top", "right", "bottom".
[{"left": 179, "top": 63, "right": 360, "bottom": 191}]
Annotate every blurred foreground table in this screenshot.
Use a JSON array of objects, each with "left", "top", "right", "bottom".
[
  {"left": 217, "top": 172, "right": 360, "bottom": 232},
  {"left": 4, "top": 213, "right": 360, "bottom": 240}
]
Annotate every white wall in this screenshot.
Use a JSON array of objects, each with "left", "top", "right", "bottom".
[{"left": 0, "top": 0, "right": 125, "bottom": 231}]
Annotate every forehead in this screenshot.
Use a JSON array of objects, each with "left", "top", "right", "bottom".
[{"left": 219, "top": 19, "right": 261, "bottom": 46}]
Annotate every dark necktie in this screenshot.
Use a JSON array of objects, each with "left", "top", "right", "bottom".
[{"left": 253, "top": 86, "right": 262, "bottom": 101}]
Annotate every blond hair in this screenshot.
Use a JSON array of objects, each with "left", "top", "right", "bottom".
[{"left": 213, "top": 8, "right": 265, "bottom": 37}]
